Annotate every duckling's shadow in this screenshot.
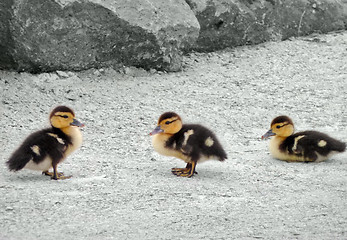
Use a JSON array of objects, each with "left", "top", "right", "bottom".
[
  {"left": 278, "top": 158, "right": 335, "bottom": 165},
  {"left": 189, "top": 169, "right": 226, "bottom": 179},
  {"left": 284, "top": 159, "right": 334, "bottom": 165},
  {"left": 7, "top": 174, "right": 52, "bottom": 183}
]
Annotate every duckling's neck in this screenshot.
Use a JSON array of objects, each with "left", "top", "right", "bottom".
[
  {"left": 270, "top": 135, "right": 286, "bottom": 145},
  {"left": 152, "top": 133, "right": 172, "bottom": 149},
  {"left": 59, "top": 126, "right": 83, "bottom": 156},
  {"left": 269, "top": 136, "right": 287, "bottom": 159},
  {"left": 60, "top": 126, "right": 75, "bottom": 136}
]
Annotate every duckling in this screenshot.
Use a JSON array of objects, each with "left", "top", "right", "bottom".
[
  {"left": 150, "top": 112, "right": 227, "bottom": 177},
  {"left": 262, "top": 115, "right": 346, "bottom": 162},
  {"left": 6, "top": 106, "right": 84, "bottom": 180}
]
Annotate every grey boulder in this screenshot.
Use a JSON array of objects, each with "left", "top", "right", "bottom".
[
  {"left": 188, "top": 0, "right": 347, "bottom": 51},
  {"left": 6, "top": 0, "right": 200, "bottom": 72}
]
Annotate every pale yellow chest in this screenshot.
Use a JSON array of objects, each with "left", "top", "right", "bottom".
[
  {"left": 152, "top": 133, "right": 190, "bottom": 162},
  {"left": 62, "top": 126, "right": 83, "bottom": 157},
  {"left": 269, "top": 136, "right": 307, "bottom": 162}
]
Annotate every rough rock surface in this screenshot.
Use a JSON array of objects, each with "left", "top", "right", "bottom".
[
  {"left": 188, "top": 0, "right": 347, "bottom": 51},
  {"left": 0, "top": 0, "right": 347, "bottom": 72},
  {"left": 0, "top": 0, "right": 15, "bottom": 69},
  {"left": 7, "top": 0, "right": 200, "bottom": 72}
]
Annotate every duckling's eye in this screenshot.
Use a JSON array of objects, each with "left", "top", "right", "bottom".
[
  {"left": 276, "top": 125, "right": 281, "bottom": 129},
  {"left": 60, "top": 115, "right": 68, "bottom": 119},
  {"left": 164, "top": 119, "right": 177, "bottom": 125}
]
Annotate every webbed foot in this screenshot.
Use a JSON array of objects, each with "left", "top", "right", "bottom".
[
  {"left": 171, "top": 167, "right": 197, "bottom": 178},
  {"left": 42, "top": 171, "right": 72, "bottom": 180}
]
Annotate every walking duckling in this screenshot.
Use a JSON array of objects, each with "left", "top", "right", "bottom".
[
  {"left": 262, "top": 115, "right": 346, "bottom": 162},
  {"left": 150, "top": 112, "right": 227, "bottom": 177},
  {"left": 6, "top": 106, "right": 84, "bottom": 180}
]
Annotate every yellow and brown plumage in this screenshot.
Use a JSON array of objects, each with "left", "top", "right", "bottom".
[
  {"left": 150, "top": 112, "right": 227, "bottom": 177},
  {"left": 262, "top": 115, "right": 346, "bottom": 162},
  {"left": 6, "top": 106, "right": 84, "bottom": 180}
]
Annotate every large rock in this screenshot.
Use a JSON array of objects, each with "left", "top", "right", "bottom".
[
  {"left": 7, "top": 0, "right": 199, "bottom": 72},
  {"left": 1, "top": 0, "right": 346, "bottom": 72},
  {"left": 187, "top": 0, "right": 347, "bottom": 51},
  {"left": 0, "top": 0, "right": 16, "bottom": 69},
  {"left": 186, "top": 0, "right": 276, "bottom": 51},
  {"left": 270, "top": 0, "right": 347, "bottom": 40}
]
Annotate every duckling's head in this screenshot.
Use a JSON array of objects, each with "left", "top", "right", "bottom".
[
  {"left": 262, "top": 115, "right": 294, "bottom": 139},
  {"left": 150, "top": 112, "right": 183, "bottom": 135},
  {"left": 50, "top": 106, "right": 84, "bottom": 129}
]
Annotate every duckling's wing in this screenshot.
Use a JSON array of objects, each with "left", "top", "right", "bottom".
[
  {"left": 291, "top": 131, "right": 346, "bottom": 160},
  {"left": 6, "top": 129, "right": 66, "bottom": 171},
  {"left": 181, "top": 124, "right": 227, "bottom": 161}
]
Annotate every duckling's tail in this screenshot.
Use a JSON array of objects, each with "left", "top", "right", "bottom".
[
  {"left": 218, "top": 150, "right": 228, "bottom": 162},
  {"left": 6, "top": 151, "right": 31, "bottom": 171},
  {"left": 334, "top": 141, "right": 346, "bottom": 153}
]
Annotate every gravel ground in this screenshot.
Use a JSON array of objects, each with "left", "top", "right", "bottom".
[{"left": 0, "top": 31, "right": 346, "bottom": 240}]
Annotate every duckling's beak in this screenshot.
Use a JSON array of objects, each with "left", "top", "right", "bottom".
[
  {"left": 262, "top": 129, "right": 275, "bottom": 140},
  {"left": 71, "top": 118, "right": 85, "bottom": 127},
  {"left": 150, "top": 126, "right": 163, "bottom": 135}
]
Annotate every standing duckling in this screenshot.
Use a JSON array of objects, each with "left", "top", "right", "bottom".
[
  {"left": 150, "top": 112, "right": 227, "bottom": 177},
  {"left": 262, "top": 115, "right": 346, "bottom": 162},
  {"left": 6, "top": 106, "right": 84, "bottom": 180}
]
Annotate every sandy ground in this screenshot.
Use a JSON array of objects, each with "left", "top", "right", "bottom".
[{"left": 0, "top": 31, "right": 346, "bottom": 240}]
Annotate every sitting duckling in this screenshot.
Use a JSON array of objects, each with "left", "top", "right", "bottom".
[
  {"left": 262, "top": 115, "right": 346, "bottom": 162},
  {"left": 150, "top": 112, "right": 227, "bottom": 177},
  {"left": 6, "top": 106, "right": 84, "bottom": 180}
]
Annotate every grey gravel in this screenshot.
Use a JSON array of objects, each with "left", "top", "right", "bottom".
[{"left": 0, "top": 31, "right": 346, "bottom": 240}]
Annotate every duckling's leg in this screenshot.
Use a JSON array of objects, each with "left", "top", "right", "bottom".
[
  {"left": 172, "top": 163, "right": 198, "bottom": 174},
  {"left": 171, "top": 163, "right": 190, "bottom": 175},
  {"left": 53, "top": 166, "right": 72, "bottom": 180},
  {"left": 171, "top": 162, "right": 197, "bottom": 178},
  {"left": 43, "top": 165, "right": 71, "bottom": 180}
]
